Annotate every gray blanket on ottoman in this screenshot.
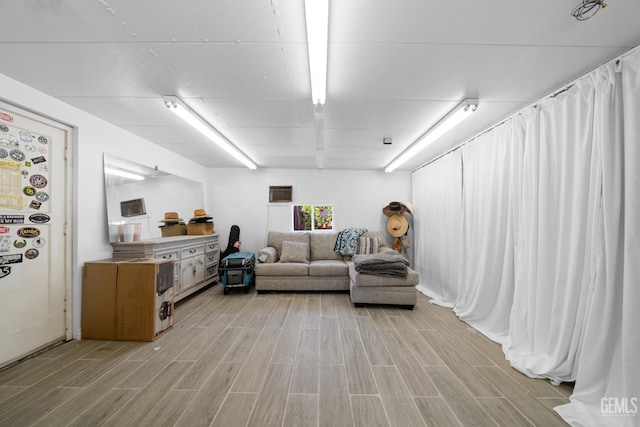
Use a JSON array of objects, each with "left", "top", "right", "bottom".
[{"left": 352, "top": 252, "right": 409, "bottom": 277}]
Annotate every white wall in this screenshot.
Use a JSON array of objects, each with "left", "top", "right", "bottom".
[
  {"left": 1, "top": 73, "right": 209, "bottom": 339},
  {"left": 206, "top": 168, "right": 412, "bottom": 255}
]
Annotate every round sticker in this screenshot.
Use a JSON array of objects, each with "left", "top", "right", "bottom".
[
  {"left": 13, "top": 239, "right": 27, "bottom": 249},
  {"left": 0, "top": 148, "right": 7, "bottom": 158},
  {"left": 32, "top": 237, "right": 46, "bottom": 248},
  {"left": 29, "top": 213, "right": 50, "bottom": 224},
  {"left": 24, "top": 144, "right": 36, "bottom": 152},
  {"left": 35, "top": 191, "right": 49, "bottom": 202},
  {"left": 9, "top": 149, "right": 25, "bottom": 161},
  {"left": 24, "top": 248, "right": 39, "bottom": 260},
  {"left": 23, "top": 186, "right": 36, "bottom": 196},
  {"left": 38, "top": 136, "right": 49, "bottom": 144},
  {"left": 0, "top": 125, "right": 8, "bottom": 132},
  {"left": 38, "top": 146, "right": 47, "bottom": 154},
  {"left": 29, "top": 174, "right": 47, "bottom": 189}
]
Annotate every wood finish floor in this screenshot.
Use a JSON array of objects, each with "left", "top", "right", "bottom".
[{"left": 0, "top": 286, "right": 572, "bottom": 426}]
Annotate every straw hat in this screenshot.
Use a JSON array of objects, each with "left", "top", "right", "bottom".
[
  {"left": 382, "top": 201, "right": 414, "bottom": 217},
  {"left": 386, "top": 214, "right": 409, "bottom": 237},
  {"left": 192, "top": 209, "right": 212, "bottom": 219},
  {"left": 159, "top": 212, "right": 183, "bottom": 223}
]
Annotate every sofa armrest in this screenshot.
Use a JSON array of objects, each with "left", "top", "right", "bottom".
[{"left": 257, "top": 246, "right": 279, "bottom": 263}]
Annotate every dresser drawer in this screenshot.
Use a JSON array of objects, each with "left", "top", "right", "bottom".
[
  {"left": 205, "top": 241, "right": 219, "bottom": 253},
  {"left": 156, "top": 249, "right": 180, "bottom": 261},
  {"left": 205, "top": 264, "right": 218, "bottom": 280},
  {"left": 181, "top": 245, "right": 205, "bottom": 258},
  {"left": 205, "top": 252, "right": 219, "bottom": 266}
]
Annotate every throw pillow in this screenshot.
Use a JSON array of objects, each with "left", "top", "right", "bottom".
[
  {"left": 355, "top": 237, "right": 379, "bottom": 255},
  {"left": 280, "top": 240, "right": 310, "bottom": 263},
  {"left": 258, "top": 246, "right": 279, "bottom": 263}
]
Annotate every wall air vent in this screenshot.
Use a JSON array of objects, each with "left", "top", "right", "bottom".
[{"left": 269, "top": 186, "right": 293, "bottom": 203}]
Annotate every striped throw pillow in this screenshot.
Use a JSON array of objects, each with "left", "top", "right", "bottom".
[{"left": 355, "top": 237, "right": 379, "bottom": 255}]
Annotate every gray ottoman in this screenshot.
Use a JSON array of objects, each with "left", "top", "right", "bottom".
[{"left": 348, "top": 263, "right": 418, "bottom": 310}]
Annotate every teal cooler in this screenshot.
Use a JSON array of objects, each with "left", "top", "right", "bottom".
[{"left": 220, "top": 252, "right": 255, "bottom": 294}]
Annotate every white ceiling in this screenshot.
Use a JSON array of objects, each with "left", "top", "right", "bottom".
[{"left": 1, "top": 0, "right": 639, "bottom": 171}]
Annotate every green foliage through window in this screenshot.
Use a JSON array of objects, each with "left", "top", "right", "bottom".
[{"left": 293, "top": 204, "right": 333, "bottom": 231}]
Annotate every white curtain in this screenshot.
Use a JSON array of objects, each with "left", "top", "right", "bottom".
[
  {"left": 504, "top": 77, "right": 603, "bottom": 383},
  {"left": 412, "top": 150, "right": 462, "bottom": 306},
  {"left": 411, "top": 47, "right": 640, "bottom": 426},
  {"left": 455, "top": 121, "right": 523, "bottom": 343},
  {"left": 555, "top": 51, "right": 640, "bottom": 427}
]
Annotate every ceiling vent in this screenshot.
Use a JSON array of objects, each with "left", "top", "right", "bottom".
[{"left": 269, "top": 186, "right": 293, "bottom": 203}]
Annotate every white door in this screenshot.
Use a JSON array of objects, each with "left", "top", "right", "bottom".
[{"left": 0, "top": 101, "right": 72, "bottom": 368}]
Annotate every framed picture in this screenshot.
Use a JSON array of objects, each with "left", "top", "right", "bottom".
[{"left": 120, "top": 198, "right": 146, "bottom": 217}]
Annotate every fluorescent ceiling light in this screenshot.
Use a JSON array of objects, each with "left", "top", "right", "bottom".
[
  {"left": 304, "top": 0, "right": 329, "bottom": 105},
  {"left": 104, "top": 167, "right": 145, "bottom": 181},
  {"left": 385, "top": 99, "right": 479, "bottom": 173},
  {"left": 163, "top": 96, "right": 257, "bottom": 170},
  {"left": 316, "top": 148, "right": 324, "bottom": 170}
]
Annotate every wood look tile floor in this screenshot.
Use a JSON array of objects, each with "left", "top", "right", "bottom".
[{"left": 0, "top": 286, "right": 573, "bottom": 426}]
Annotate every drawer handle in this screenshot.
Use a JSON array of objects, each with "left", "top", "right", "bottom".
[
  {"left": 162, "top": 254, "right": 173, "bottom": 259},
  {"left": 189, "top": 249, "right": 197, "bottom": 254}
]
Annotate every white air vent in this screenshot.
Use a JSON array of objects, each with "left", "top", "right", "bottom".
[{"left": 269, "top": 186, "right": 293, "bottom": 203}]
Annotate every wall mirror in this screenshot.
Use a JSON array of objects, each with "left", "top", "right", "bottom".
[{"left": 103, "top": 153, "right": 204, "bottom": 242}]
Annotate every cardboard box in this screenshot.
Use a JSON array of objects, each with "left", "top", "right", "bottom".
[
  {"left": 187, "top": 222, "right": 214, "bottom": 235},
  {"left": 82, "top": 258, "right": 174, "bottom": 341},
  {"left": 159, "top": 224, "right": 187, "bottom": 237}
]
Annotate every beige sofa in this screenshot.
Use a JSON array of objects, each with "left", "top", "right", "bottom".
[{"left": 255, "top": 230, "right": 390, "bottom": 293}]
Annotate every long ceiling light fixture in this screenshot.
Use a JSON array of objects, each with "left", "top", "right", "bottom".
[
  {"left": 163, "top": 96, "right": 257, "bottom": 170},
  {"left": 384, "top": 99, "right": 479, "bottom": 173},
  {"left": 104, "top": 167, "right": 145, "bottom": 181},
  {"left": 304, "top": 0, "right": 329, "bottom": 105}
]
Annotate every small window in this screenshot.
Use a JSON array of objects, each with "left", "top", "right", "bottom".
[{"left": 292, "top": 204, "right": 333, "bottom": 231}]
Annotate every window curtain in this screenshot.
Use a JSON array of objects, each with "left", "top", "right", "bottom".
[
  {"left": 412, "top": 150, "right": 462, "bottom": 306},
  {"left": 411, "top": 47, "right": 640, "bottom": 426}
]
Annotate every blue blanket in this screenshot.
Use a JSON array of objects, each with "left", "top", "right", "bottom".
[{"left": 334, "top": 227, "right": 367, "bottom": 256}]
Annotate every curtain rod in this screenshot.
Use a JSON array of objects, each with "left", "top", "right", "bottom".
[{"left": 413, "top": 42, "right": 640, "bottom": 173}]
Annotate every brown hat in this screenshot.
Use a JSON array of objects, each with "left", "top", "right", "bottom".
[
  {"left": 386, "top": 214, "right": 409, "bottom": 237},
  {"left": 382, "top": 201, "right": 414, "bottom": 217},
  {"left": 159, "top": 212, "right": 183, "bottom": 223},
  {"left": 192, "top": 208, "right": 212, "bottom": 219}
]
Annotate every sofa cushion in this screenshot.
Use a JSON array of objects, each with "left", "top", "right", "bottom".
[
  {"left": 280, "top": 240, "right": 310, "bottom": 263},
  {"left": 267, "top": 231, "right": 309, "bottom": 256},
  {"left": 258, "top": 246, "right": 279, "bottom": 263},
  {"left": 309, "top": 260, "right": 348, "bottom": 276},
  {"left": 309, "top": 232, "right": 342, "bottom": 261},
  {"left": 255, "top": 262, "right": 309, "bottom": 276},
  {"left": 355, "top": 236, "right": 379, "bottom": 255}
]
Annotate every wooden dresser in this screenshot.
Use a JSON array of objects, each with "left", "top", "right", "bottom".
[{"left": 112, "top": 235, "right": 219, "bottom": 302}]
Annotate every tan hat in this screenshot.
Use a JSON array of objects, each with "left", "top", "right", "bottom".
[
  {"left": 382, "top": 201, "right": 414, "bottom": 217},
  {"left": 159, "top": 212, "right": 183, "bottom": 223},
  {"left": 386, "top": 214, "right": 409, "bottom": 237},
  {"left": 192, "top": 208, "right": 212, "bottom": 219}
]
